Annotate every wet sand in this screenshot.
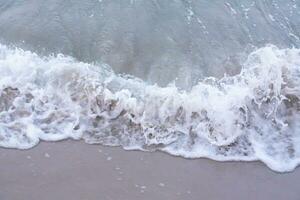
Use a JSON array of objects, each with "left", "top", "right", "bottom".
[{"left": 0, "top": 141, "right": 299, "bottom": 200}]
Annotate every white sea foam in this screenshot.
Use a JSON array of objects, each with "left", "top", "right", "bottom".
[{"left": 0, "top": 44, "right": 299, "bottom": 172}]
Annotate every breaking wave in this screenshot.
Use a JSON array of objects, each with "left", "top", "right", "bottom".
[{"left": 0, "top": 43, "right": 299, "bottom": 172}]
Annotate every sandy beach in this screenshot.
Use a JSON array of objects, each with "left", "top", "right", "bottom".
[{"left": 0, "top": 141, "right": 299, "bottom": 200}]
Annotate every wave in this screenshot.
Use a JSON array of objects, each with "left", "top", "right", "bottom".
[{"left": 0, "top": 43, "right": 299, "bottom": 172}]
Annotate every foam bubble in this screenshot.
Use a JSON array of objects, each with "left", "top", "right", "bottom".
[{"left": 0, "top": 44, "right": 299, "bottom": 172}]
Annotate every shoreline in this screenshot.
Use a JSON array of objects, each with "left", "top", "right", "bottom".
[{"left": 1, "top": 140, "right": 299, "bottom": 200}]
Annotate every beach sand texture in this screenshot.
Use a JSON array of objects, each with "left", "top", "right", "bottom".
[{"left": 1, "top": 141, "right": 299, "bottom": 200}]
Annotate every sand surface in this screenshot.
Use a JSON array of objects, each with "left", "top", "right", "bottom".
[{"left": 0, "top": 141, "right": 299, "bottom": 200}]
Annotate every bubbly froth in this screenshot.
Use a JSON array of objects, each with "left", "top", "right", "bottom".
[{"left": 0, "top": 44, "right": 299, "bottom": 172}]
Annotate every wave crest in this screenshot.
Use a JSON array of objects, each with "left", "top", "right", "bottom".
[{"left": 0, "top": 44, "right": 299, "bottom": 172}]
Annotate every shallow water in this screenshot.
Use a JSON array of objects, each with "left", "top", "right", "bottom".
[
  {"left": 0, "top": 0, "right": 299, "bottom": 87},
  {"left": 0, "top": 0, "right": 300, "bottom": 172}
]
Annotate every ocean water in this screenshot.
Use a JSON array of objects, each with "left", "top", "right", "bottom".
[{"left": 0, "top": 0, "right": 300, "bottom": 172}]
